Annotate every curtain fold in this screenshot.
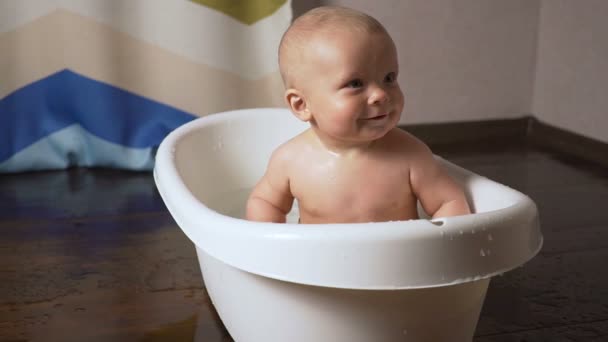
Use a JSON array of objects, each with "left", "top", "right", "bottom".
[{"left": 0, "top": 0, "right": 291, "bottom": 172}]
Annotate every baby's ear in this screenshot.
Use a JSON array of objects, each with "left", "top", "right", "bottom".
[{"left": 285, "top": 89, "right": 312, "bottom": 122}]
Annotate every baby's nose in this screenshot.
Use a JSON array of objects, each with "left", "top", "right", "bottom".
[{"left": 368, "top": 85, "right": 388, "bottom": 105}]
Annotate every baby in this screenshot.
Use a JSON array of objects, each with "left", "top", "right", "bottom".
[{"left": 246, "top": 6, "right": 470, "bottom": 224}]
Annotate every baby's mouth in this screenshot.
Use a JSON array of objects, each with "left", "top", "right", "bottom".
[{"left": 363, "top": 113, "right": 389, "bottom": 121}]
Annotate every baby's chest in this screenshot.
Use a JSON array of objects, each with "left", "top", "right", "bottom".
[{"left": 293, "top": 165, "right": 413, "bottom": 218}]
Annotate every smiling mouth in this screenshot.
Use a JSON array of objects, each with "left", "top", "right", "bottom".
[{"left": 364, "top": 114, "right": 388, "bottom": 121}]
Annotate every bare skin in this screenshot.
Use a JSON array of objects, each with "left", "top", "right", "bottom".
[{"left": 247, "top": 7, "right": 470, "bottom": 224}]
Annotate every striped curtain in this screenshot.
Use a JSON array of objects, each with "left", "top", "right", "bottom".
[{"left": 0, "top": 0, "right": 291, "bottom": 172}]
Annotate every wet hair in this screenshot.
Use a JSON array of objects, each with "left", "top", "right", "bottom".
[{"left": 278, "top": 6, "right": 388, "bottom": 88}]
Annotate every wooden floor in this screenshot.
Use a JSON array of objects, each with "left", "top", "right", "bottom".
[{"left": 1, "top": 139, "right": 607, "bottom": 341}]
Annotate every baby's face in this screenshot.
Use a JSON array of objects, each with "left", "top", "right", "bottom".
[{"left": 299, "top": 29, "right": 404, "bottom": 145}]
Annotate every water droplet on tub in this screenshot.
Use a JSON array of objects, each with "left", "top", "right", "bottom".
[{"left": 480, "top": 249, "right": 486, "bottom": 257}]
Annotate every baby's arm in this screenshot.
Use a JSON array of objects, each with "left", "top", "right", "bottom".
[
  {"left": 408, "top": 139, "right": 471, "bottom": 219},
  {"left": 246, "top": 148, "right": 294, "bottom": 223}
]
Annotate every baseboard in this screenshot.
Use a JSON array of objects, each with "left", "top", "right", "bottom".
[
  {"left": 401, "top": 116, "right": 608, "bottom": 168},
  {"left": 400, "top": 117, "right": 530, "bottom": 146},
  {"left": 526, "top": 117, "right": 608, "bottom": 168}
]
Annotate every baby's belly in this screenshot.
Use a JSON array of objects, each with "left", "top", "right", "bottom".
[{"left": 298, "top": 196, "right": 419, "bottom": 224}]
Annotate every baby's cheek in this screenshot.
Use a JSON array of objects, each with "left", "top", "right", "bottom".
[
  {"left": 328, "top": 100, "right": 361, "bottom": 131},
  {"left": 333, "top": 111, "right": 358, "bottom": 132},
  {"left": 393, "top": 88, "right": 405, "bottom": 109}
]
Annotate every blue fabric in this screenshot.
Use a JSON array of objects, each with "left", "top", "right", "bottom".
[
  {"left": 0, "top": 124, "right": 157, "bottom": 172},
  {"left": 0, "top": 69, "right": 196, "bottom": 172}
]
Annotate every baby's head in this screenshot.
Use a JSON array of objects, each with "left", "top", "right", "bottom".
[
  {"left": 279, "top": 6, "right": 388, "bottom": 88},
  {"left": 279, "top": 6, "right": 404, "bottom": 146}
]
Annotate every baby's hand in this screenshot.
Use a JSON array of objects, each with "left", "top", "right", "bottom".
[{"left": 409, "top": 140, "right": 470, "bottom": 219}]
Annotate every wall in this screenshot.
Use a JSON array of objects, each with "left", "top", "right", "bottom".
[
  {"left": 533, "top": 0, "right": 608, "bottom": 143},
  {"left": 294, "top": 0, "right": 541, "bottom": 124}
]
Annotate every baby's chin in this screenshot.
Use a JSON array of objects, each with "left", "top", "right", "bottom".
[
  {"left": 358, "top": 118, "right": 399, "bottom": 139},
  {"left": 349, "top": 128, "right": 395, "bottom": 145}
]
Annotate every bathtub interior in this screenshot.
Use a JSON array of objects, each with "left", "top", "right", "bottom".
[
  {"left": 173, "top": 109, "right": 518, "bottom": 220},
  {"left": 156, "top": 108, "right": 542, "bottom": 289},
  {"left": 172, "top": 109, "right": 301, "bottom": 220}
]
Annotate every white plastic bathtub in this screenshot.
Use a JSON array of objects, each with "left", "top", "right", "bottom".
[{"left": 154, "top": 108, "right": 542, "bottom": 342}]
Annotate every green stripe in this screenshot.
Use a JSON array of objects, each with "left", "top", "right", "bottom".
[{"left": 190, "top": 0, "right": 287, "bottom": 25}]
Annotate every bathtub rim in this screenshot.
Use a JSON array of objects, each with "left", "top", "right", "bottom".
[{"left": 154, "top": 108, "right": 543, "bottom": 290}]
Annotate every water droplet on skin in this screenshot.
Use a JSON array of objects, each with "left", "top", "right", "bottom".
[
  {"left": 480, "top": 249, "right": 486, "bottom": 257},
  {"left": 459, "top": 230, "right": 463, "bottom": 235},
  {"left": 488, "top": 234, "right": 493, "bottom": 241},
  {"left": 403, "top": 329, "right": 408, "bottom": 335}
]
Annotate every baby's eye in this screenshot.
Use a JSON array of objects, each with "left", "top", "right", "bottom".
[
  {"left": 384, "top": 72, "right": 397, "bottom": 83},
  {"left": 346, "top": 79, "right": 363, "bottom": 88}
]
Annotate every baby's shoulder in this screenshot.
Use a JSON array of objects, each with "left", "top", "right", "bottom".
[
  {"left": 268, "top": 130, "right": 310, "bottom": 165},
  {"left": 384, "top": 128, "right": 431, "bottom": 155}
]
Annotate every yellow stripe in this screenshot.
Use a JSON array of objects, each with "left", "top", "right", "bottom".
[{"left": 189, "top": 0, "right": 287, "bottom": 25}]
